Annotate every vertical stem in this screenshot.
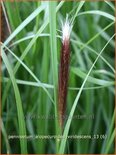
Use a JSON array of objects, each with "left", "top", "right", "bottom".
[{"left": 49, "top": 1, "right": 60, "bottom": 153}]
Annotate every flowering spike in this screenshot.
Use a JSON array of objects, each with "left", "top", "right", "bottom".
[{"left": 58, "top": 16, "right": 72, "bottom": 127}]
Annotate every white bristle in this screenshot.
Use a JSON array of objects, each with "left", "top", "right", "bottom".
[{"left": 62, "top": 16, "right": 72, "bottom": 42}]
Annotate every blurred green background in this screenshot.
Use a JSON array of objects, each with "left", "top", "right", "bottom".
[{"left": 1, "top": 1, "right": 115, "bottom": 154}]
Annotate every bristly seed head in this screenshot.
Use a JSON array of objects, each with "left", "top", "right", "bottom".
[
  {"left": 62, "top": 15, "right": 72, "bottom": 42},
  {"left": 58, "top": 15, "right": 72, "bottom": 127}
]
